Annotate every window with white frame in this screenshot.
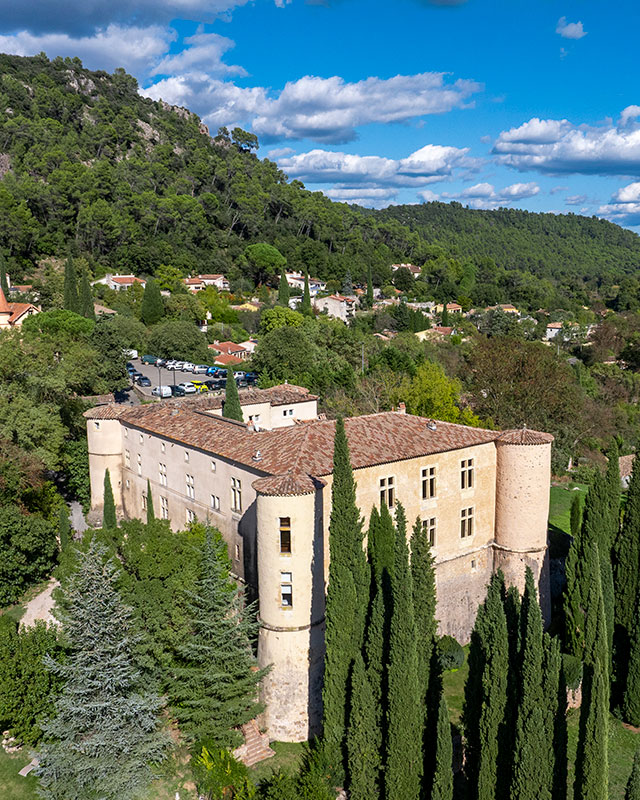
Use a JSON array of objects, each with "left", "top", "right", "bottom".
[
  {"left": 139, "top": 433, "right": 144, "bottom": 444},
  {"left": 379, "top": 476, "right": 395, "bottom": 508},
  {"left": 231, "top": 477, "right": 242, "bottom": 512},
  {"left": 186, "top": 474, "right": 195, "bottom": 499},
  {"left": 125, "top": 450, "right": 130, "bottom": 468},
  {"left": 186, "top": 508, "right": 196, "bottom": 524},
  {"left": 142, "top": 492, "right": 147, "bottom": 510},
  {"left": 160, "top": 496, "right": 168, "bottom": 519},
  {"left": 211, "top": 460, "right": 216, "bottom": 473},
  {"left": 461, "top": 458, "right": 474, "bottom": 490},
  {"left": 161, "top": 441, "right": 166, "bottom": 454},
  {"left": 210, "top": 494, "right": 220, "bottom": 511},
  {"left": 422, "top": 517, "right": 437, "bottom": 547},
  {"left": 184, "top": 450, "right": 190, "bottom": 463},
  {"left": 137, "top": 453, "right": 142, "bottom": 476},
  {"left": 422, "top": 466, "right": 436, "bottom": 500},
  {"left": 460, "top": 507, "right": 474, "bottom": 538},
  {"left": 159, "top": 463, "right": 167, "bottom": 487},
  {"left": 282, "top": 408, "right": 294, "bottom": 417},
  {"left": 280, "top": 572, "right": 293, "bottom": 607}
]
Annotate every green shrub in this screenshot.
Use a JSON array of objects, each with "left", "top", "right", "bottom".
[
  {"left": 562, "top": 652, "right": 583, "bottom": 691},
  {"left": 436, "top": 635, "right": 465, "bottom": 671}
]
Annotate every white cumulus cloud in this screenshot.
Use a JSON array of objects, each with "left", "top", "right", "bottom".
[
  {"left": 556, "top": 16, "right": 587, "bottom": 40},
  {"left": 151, "top": 31, "right": 246, "bottom": 77},
  {"left": 435, "top": 181, "right": 540, "bottom": 208}
]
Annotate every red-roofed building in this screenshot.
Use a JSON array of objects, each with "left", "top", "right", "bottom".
[
  {"left": 312, "top": 293, "right": 358, "bottom": 322},
  {"left": 208, "top": 340, "right": 249, "bottom": 360},
  {"left": 0, "top": 288, "right": 40, "bottom": 329},
  {"left": 212, "top": 352, "right": 244, "bottom": 367},
  {"left": 92, "top": 274, "right": 147, "bottom": 292}
]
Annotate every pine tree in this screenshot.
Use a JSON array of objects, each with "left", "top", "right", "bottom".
[
  {"left": 386, "top": 502, "right": 422, "bottom": 800},
  {"left": 58, "top": 506, "right": 71, "bottom": 551},
  {"left": 322, "top": 417, "right": 367, "bottom": 760},
  {"left": 170, "top": 531, "right": 266, "bottom": 747},
  {"left": 410, "top": 516, "right": 437, "bottom": 712},
  {"left": 431, "top": 690, "right": 453, "bottom": 800},
  {"left": 626, "top": 749, "right": 640, "bottom": 800},
  {"left": 301, "top": 272, "right": 312, "bottom": 315},
  {"left": 103, "top": 468, "right": 117, "bottom": 529},
  {"left": 510, "top": 568, "right": 549, "bottom": 800},
  {"left": 570, "top": 492, "right": 582, "bottom": 540},
  {"left": 441, "top": 302, "right": 449, "bottom": 327},
  {"left": 222, "top": 369, "right": 243, "bottom": 421},
  {"left": 63, "top": 256, "right": 79, "bottom": 314},
  {"left": 346, "top": 653, "right": 380, "bottom": 800},
  {"left": 140, "top": 277, "right": 164, "bottom": 326},
  {"left": 574, "top": 540, "right": 609, "bottom": 800},
  {"left": 146, "top": 479, "right": 155, "bottom": 524},
  {"left": 36, "top": 541, "right": 169, "bottom": 799},
  {"left": 366, "top": 263, "right": 374, "bottom": 308},
  {"left": 463, "top": 574, "right": 509, "bottom": 800},
  {"left": 79, "top": 267, "right": 95, "bottom": 320},
  {"left": 0, "top": 254, "right": 8, "bottom": 295},
  {"left": 622, "top": 594, "right": 640, "bottom": 725},
  {"left": 278, "top": 269, "right": 290, "bottom": 306}
]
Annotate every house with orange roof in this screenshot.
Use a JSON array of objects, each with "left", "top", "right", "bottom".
[
  {"left": 0, "top": 287, "right": 40, "bottom": 329},
  {"left": 312, "top": 293, "right": 358, "bottom": 322},
  {"left": 208, "top": 340, "right": 250, "bottom": 360},
  {"left": 92, "top": 274, "right": 147, "bottom": 292}
]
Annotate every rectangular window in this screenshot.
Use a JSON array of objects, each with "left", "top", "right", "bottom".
[
  {"left": 94, "top": 421, "right": 100, "bottom": 430},
  {"left": 186, "top": 508, "right": 196, "bottom": 524},
  {"left": 139, "top": 433, "right": 144, "bottom": 444},
  {"left": 379, "top": 476, "right": 395, "bottom": 508},
  {"left": 231, "top": 477, "right": 242, "bottom": 512},
  {"left": 161, "top": 442, "right": 166, "bottom": 454},
  {"left": 422, "top": 466, "right": 436, "bottom": 500},
  {"left": 471, "top": 559, "right": 477, "bottom": 572},
  {"left": 137, "top": 453, "right": 142, "bottom": 476},
  {"left": 184, "top": 451, "right": 190, "bottom": 463},
  {"left": 142, "top": 492, "right": 147, "bottom": 510},
  {"left": 460, "top": 507, "right": 474, "bottom": 538},
  {"left": 160, "top": 496, "right": 169, "bottom": 520},
  {"left": 280, "top": 572, "right": 293, "bottom": 608},
  {"left": 210, "top": 494, "right": 220, "bottom": 511},
  {"left": 422, "top": 517, "right": 437, "bottom": 547},
  {"left": 235, "top": 543, "right": 240, "bottom": 560},
  {"left": 159, "top": 463, "right": 167, "bottom": 487},
  {"left": 125, "top": 450, "right": 130, "bottom": 468},
  {"left": 461, "top": 458, "right": 474, "bottom": 490},
  {"left": 280, "top": 517, "right": 292, "bottom": 554},
  {"left": 282, "top": 408, "right": 294, "bottom": 417},
  {"left": 211, "top": 460, "right": 216, "bottom": 473},
  {"left": 124, "top": 428, "right": 128, "bottom": 438},
  {"left": 186, "top": 474, "right": 195, "bottom": 499}
]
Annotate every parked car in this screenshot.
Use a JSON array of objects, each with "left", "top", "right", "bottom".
[
  {"left": 152, "top": 385, "right": 172, "bottom": 398},
  {"left": 126, "top": 361, "right": 135, "bottom": 371},
  {"left": 193, "top": 364, "right": 209, "bottom": 374},
  {"left": 206, "top": 366, "right": 220, "bottom": 376},
  {"left": 137, "top": 376, "right": 151, "bottom": 387},
  {"left": 179, "top": 382, "right": 197, "bottom": 394},
  {"left": 170, "top": 384, "right": 186, "bottom": 397},
  {"left": 203, "top": 380, "right": 217, "bottom": 391},
  {"left": 141, "top": 355, "right": 157, "bottom": 364},
  {"left": 123, "top": 348, "right": 138, "bottom": 360},
  {"left": 156, "top": 358, "right": 167, "bottom": 367},
  {"left": 182, "top": 362, "right": 195, "bottom": 372},
  {"left": 233, "top": 371, "right": 246, "bottom": 380},
  {"left": 131, "top": 370, "right": 143, "bottom": 381},
  {"left": 174, "top": 361, "right": 185, "bottom": 370},
  {"left": 165, "top": 360, "right": 177, "bottom": 369}
]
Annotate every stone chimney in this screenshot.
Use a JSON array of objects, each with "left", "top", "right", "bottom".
[{"left": 398, "top": 402, "right": 406, "bottom": 414}]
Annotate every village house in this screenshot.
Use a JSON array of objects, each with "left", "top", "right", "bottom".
[
  {"left": 184, "top": 274, "right": 230, "bottom": 292},
  {"left": 391, "top": 262, "right": 422, "bottom": 277},
  {"left": 85, "top": 385, "right": 552, "bottom": 743},
  {"left": 208, "top": 340, "right": 250, "bottom": 361},
  {"left": 92, "top": 274, "right": 147, "bottom": 292},
  {"left": 285, "top": 271, "right": 327, "bottom": 296},
  {"left": 313, "top": 293, "right": 358, "bottom": 322},
  {"left": 435, "top": 302, "right": 463, "bottom": 315},
  {"left": 0, "top": 287, "right": 40, "bottom": 329}
]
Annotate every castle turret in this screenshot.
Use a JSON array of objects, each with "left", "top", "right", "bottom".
[
  {"left": 84, "top": 406, "right": 124, "bottom": 517},
  {"left": 253, "top": 472, "right": 326, "bottom": 742},
  {"left": 494, "top": 428, "right": 553, "bottom": 620}
]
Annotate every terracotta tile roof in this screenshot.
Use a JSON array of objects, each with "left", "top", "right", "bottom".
[
  {"left": 199, "top": 274, "right": 225, "bottom": 280},
  {"left": 214, "top": 353, "right": 243, "bottom": 366},
  {"left": 83, "top": 404, "right": 127, "bottom": 420},
  {"left": 112, "top": 276, "right": 145, "bottom": 285},
  {"left": 210, "top": 341, "right": 247, "bottom": 355},
  {"left": 253, "top": 472, "right": 326, "bottom": 496},
  {"left": 8, "top": 302, "right": 38, "bottom": 324},
  {"left": 547, "top": 322, "right": 563, "bottom": 329},
  {"left": 497, "top": 428, "right": 554, "bottom": 445},
  {"left": 433, "top": 326, "right": 454, "bottom": 335},
  {"left": 0, "top": 288, "right": 10, "bottom": 313},
  {"left": 619, "top": 454, "right": 635, "bottom": 480},
  {"left": 183, "top": 384, "right": 317, "bottom": 411}
]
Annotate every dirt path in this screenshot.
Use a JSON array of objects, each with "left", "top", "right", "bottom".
[{"left": 19, "top": 580, "right": 59, "bottom": 629}]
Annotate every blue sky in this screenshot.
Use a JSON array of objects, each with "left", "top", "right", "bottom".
[{"left": 1, "top": 0, "right": 640, "bottom": 227}]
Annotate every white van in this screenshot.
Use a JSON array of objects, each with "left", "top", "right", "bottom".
[{"left": 152, "top": 385, "right": 172, "bottom": 399}]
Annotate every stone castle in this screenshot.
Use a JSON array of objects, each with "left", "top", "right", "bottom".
[{"left": 85, "top": 384, "right": 552, "bottom": 741}]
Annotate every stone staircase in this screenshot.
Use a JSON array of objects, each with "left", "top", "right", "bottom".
[{"left": 233, "top": 720, "right": 275, "bottom": 767}]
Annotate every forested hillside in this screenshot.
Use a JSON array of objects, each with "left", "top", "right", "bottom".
[{"left": 2, "top": 52, "right": 640, "bottom": 310}]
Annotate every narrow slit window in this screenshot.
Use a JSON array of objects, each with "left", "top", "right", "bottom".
[
  {"left": 280, "top": 572, "right": 293, "bottom": 608},
  {"left": 280, "top": 517, "right": 292, "bottom": 554}
]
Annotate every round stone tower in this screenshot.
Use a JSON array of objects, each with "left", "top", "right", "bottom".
[
  {"left": 84, "top": 406, "right": 124, "bottom": 516},
  {"left": 494, "top": 428, "right": 554, "bottom": 621},
  {"left": 253, "top": 472, "right": 326, "bottom": 742}
]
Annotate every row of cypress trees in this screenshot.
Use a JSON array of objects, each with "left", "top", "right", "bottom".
[{"left": 277, "top": 267, "right": 313, "bottom": 314}]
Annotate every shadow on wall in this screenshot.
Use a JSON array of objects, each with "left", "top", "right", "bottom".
[{"left": 308, "top": 486, "right": 326, "bottom": 739}]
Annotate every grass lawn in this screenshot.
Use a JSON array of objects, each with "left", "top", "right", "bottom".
[
  {"left": 442, "top": 646, "right": 469, "bottom": 728},
  {"left": 0, "top": 748, "right": 39, "bottom": 800},
  {"left": 549, "top": 483, "right": 588, "bottom": 537},
  {"left": 249, "top": 740, "right": 306, "bottom": 784}
]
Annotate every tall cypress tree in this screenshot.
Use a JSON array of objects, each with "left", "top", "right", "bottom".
[
  {"left": 322, "top": 417, "right": 367, "bottom": 760},
  {"left": 510, "top": 568, "right": 549, "bottom": 800},
  {"left": 570, "top": 492, "right": 582, "bottom": 540},
  {"left": 614, "top": 457, "right": 640, "bottom": 692},
  {"left": 463, "top": 573, "right": 509, "bottom": 800},
  {"left": 604, "top": 440, "right": 621, "bottom": 550},
  {"left": 222, "top": 370, "right": 243, "bottom": 421},
  {"left": 574, "top": 541, "right": 609, "bottom": 800},
  {"left": 346, "top": 653, "right": 380, "bottom": 800},
  {"left": 300, "top": 272, "right": 312, "bottom": 315},
  {"left": 170, "top": 531, "right": 266, "bottom": 747},
  {"left": 79, "top": 267, "right": 95, "bottom": 320},
  {"left": 140, "top": 277, "right": 164, "bottom": 326},
  {"left": 277, "top": 269, "right": 290, "bottom": 306},
  {"left": 431, "top": 690, "right": 453, "bottom": 800},
  {"left": 385, "top": 503, "right": 422, "bottom": 800},
  {"left": 542, "top": 633, "right": 565, "bottom": 800},
  {"left": 342, "top": 270, "right": 353, "bottom": 296},
  {"left": 146, "top": 479, "right": 155, "bottom": 524},
  {"left": 626, "top": 750, "right": 640, "bottom": 800},
  {"left": 622, "top": 594, "right": 640, "bottom": 725},
  {"left": 63, "top": 256, "right": 79, "bottom": 314},
  {"left": 0, "top": 253, "right": 8, "bottom": 295},
  {"left": 441, "top": 302, "right": 449, "bottom": 327},
  {"left": 36, "top": 541, "right": 169, "bottom": 799},
  {"left": 366, "top": 263, "right": 374, "bottom": 308},
  {"left": 103, "top": 469, "right": 117, "bottom": 529}
]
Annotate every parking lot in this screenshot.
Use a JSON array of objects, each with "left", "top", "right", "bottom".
[{"left": 128, "top": 359, "right": 254, "bottom": 399}]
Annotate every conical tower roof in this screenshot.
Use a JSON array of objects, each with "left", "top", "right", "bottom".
[{"left": 0, "top": 287, "right": 10, "bottom": 315}]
